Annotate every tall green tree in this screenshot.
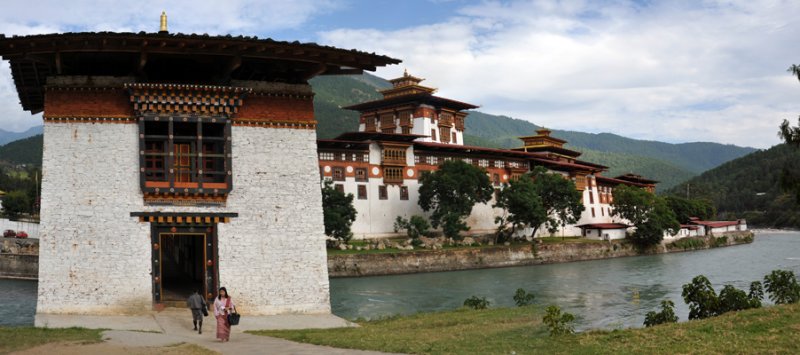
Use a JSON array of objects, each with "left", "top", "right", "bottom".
[
  {"left": 494, "top": 173, "right": 547, "bottom": 240},
  {"left": 495, "top": 167, "right": 584, "bottom": 239},
  {"left": 664, "top": 195, "right": 715, "bottom": 223},
  {"left": 611, "top": 185, "right": 680, "bottom": 248},
  {"left": 321, "top": 180, "right": 357, "bottom": 243},
  {"left": 532, "top": 167, "right": 585, "bottom": 234},
  {"left": 418, "top": 160, "right": 494, "bottom": 239},
  {"left": 1, "top": 190, "right": 31, "bottom": 221},
  {"left": 778, "top": 64, "right": 800, "bottom": 202}
]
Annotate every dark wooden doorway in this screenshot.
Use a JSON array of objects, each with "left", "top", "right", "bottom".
[{"left": 151, "top": 225, "right": 218, "bottom": 308}]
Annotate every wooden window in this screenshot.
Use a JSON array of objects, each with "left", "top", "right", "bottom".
[
  {"left": 382, "top": 148, "right": 406, "bottom": 165},
  {"left": 144, "top": 140, "right": 166, "bottom": 181},
  {"left": 140, "top": 117, "right": 231, "bottom": 194},
  {"left": 364, "top": 115, "right": 377, "bottom": 132},
  {"left": 493, "top": 173, "right": 500, "bottom": 185},
  {"left": 452, "top": 132, "right": 458, "bottom": 144},
  {"left": 589, "top": 191, "right": 594, "bottom": 204},
  {"left": 335, "top": 184, "right": 344, "bottom": 193},
  {"left": 357, "top": 185, "right": 367, "bottom": 200},
  {"left": 431, "top": 129, "right": 437, "bottom": 141},
  {"left": 400, "top": 186, "right": 409, "bottom": 200},
  {"left": 478, "top": 159, "right": 489, "bottom": 168},
  {"left": 380, "top": 113, "right": 395, "bottom": 129},
  {"left": 384, "top": 167, "right": 403, "bottom": 184},
  {"left": 401, "top": 126, "right": 411, "bottom": 135},
  {"left": 591, "top": 207, "right": 596, "bottom": 218},
  {"left": 319, "top": 152, "right": 334, "bottom": 161},
  {"left": 379, "top": 185, "right": 388, "bottom": 200},
  {"left": 399, "top": 110, "right": 412, "bottom": 126},
  {"left": 355, "top": 168, "right": 368, "bottom": 182},
  {"left": 333, "top": 167, "right": 345, "bottom": 181},
  {"left": 440, "top": 127, "right": 451, "bottom": 143}
]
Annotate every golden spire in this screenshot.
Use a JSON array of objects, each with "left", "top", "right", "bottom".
[
  {"left": 159, "top": 11, "right": 168, "bottom": 33},
  {"left": 403, "top": 68, "right": 408, "bottom": 77}
]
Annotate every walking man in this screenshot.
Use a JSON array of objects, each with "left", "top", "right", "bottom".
[{"left": 187, "top": 289, "right": 207, "bottom": 334}]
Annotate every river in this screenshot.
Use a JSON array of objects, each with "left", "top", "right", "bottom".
[
  {"left": 330, "top": 231, "right": 800, "bottom": 330},
  {"left": 3, "top": 231, "right": 799, "bottom": 329}
]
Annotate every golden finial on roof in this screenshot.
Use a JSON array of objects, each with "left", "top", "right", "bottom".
[
  {"left": 403, "top": 68, "right": 408, "bottom": 77},
  {"left": 159, "top": 11, "right": 168, "bottom": 33}
]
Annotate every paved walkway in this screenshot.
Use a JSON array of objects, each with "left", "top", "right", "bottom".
[{"left": 37, "top": 309, "right": 400, "bottom": 355}]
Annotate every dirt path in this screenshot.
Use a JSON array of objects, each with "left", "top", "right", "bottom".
[{"left": 21, "top": 309, "right": 400, "bottom": 355}]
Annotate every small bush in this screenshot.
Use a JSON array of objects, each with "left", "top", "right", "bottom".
[
  {"left": 748, "top": 281, "right": 764, "bottom": 308},
  {"left": 463, "top": 296, "right": 490, "bottom": 310},
  {"left": 764, "top": 270, "right": 800, "bottom": 304},
  {"left": 542, "top": 305, "right": 575, "bottom": 336},
  {"left": 643, "top": 300, "right": 678, "bottom": 327},
  {"left": 718, "top": 284, "right": 761, "bottom": 313},
  {"left": 394, "top": 215, "right": 431, "bottom": 240},
  {"left": 513, "top": 288, "right": 535, "bottom": 307},
  {"left": 712, "top": 236, "right": 728, "bottom": 247},
  {"left": 670, "top": 237, "right": 706, "bottom": 250},
  {"left": 682, "top": 275, "right": 719, "bottom": 320}
]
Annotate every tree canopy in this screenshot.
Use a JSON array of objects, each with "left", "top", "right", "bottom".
[
  {"left": 611, "top": 185, "right": 680, "bottom": 248},
  {"left": 418, "top": 160, "right": 494, "bottom": 239},
  {"left": 321, "top": 180, "right": 357, "bottom": 242},
  {"left": 494, "top": 167, "right": 583, "bottom": 240},
  {"left": 779, "top": 64, "right": 800, "bottom": 203}
]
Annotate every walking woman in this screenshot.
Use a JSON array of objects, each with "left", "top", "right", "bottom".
[{"left": 214, "top": 286, "right": 236, "bottom": 342}]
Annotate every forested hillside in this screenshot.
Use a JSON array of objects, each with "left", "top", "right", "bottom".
[
  {"left": 665, "top": 144, "right": 800, "bottom": 228},
  {"left": 0, "top": 135, "right": 42, "bottom": 166}
]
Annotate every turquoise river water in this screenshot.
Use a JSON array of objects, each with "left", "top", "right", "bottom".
[{"left": 3, "top": 231, "right": 799, "bottom": 330}]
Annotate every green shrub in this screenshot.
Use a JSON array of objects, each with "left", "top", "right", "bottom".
[
  {"left": 670, "top": 237, "right": 706, "bottom": 250},
  {"left": 764, "top": 270, "right": 800, "bottom": 304},
  {"left": 712, "top": 236, "right": 728, "bottom": 247},
  {"left": 513, "top": 288, "right": 535, "bottom": 307},
  {"left": 682, "top": 275, "right": 763, "bottom": 320},
  {"left": 682, "top": 275, "right": 719, "bottom": 320},
  {"left": 542, "top": 305, "right": 575, "bottom": 336},
  {"left": 321, "top": 180, "right": 357, "bottom": 243},
  {"left": 718, "top": 284, "right": 762, "bottom": 313},
  {"left": 643, "top": 300, "right": 678, "bottom": 327},
  {"left": 463, "top": 296, "right": 490, "bottom": 310},
  {"left": 393, "top": 215, "right": 431, "bottom": 240}
]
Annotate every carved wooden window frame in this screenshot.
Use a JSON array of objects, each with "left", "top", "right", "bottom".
[{"left": 139, "top": 114, "right": 232, "bottom": 197}]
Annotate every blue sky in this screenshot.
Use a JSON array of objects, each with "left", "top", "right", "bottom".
[{"left": 0, "top": 0, "right": 798, "bottom": 149}]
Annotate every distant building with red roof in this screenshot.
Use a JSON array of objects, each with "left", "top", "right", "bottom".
[{"left": 318, "top": 72, "right": 659, "bottom": 239}]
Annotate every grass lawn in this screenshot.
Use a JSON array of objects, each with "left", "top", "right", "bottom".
[
  {"left": 252, "top": 303, "right": 800, "bottom": 355},
  {"left": 0, "top": 327, "right": 103, "bottom": 353}
]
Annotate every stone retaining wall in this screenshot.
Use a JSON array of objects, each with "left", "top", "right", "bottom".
[
  {"left": 2, "top": 232, "right": 755, "bottom": 281},
  {"left": 0, "top": 254, "right": 38, "bottom": 279},
  {"left": 328, "top": 232, "right": 755, "bottom": 278}
]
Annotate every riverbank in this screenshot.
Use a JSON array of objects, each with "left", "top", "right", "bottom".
[
  {"left": 0, "top": 232, "right": 755, "bottom": 281},
  {"left": 254, "top": 302, "right": 800, "bottom": 355},
  {"left": 328, "top": 231, "right": 754, "bottom": 277}
]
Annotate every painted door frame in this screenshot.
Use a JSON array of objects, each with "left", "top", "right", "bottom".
[{"left": 150, "top": 224, "right": 218, "bottom": 307}]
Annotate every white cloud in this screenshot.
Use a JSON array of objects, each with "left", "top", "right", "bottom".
[
  {"left": 0, "top": 0, "right": 341, "bottom": 132},
  {"left": 319, "top": 0, "right": 800, "bottom": 148}
]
